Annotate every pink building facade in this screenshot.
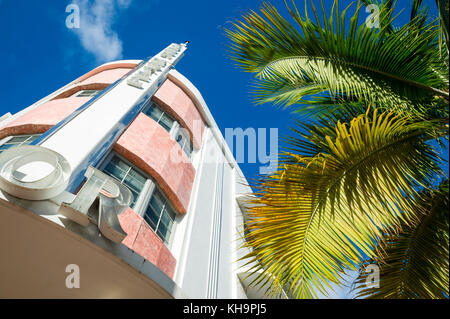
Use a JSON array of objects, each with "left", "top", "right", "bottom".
[{"left": 0, "top": 44, "right": 256, "bottom": 298}]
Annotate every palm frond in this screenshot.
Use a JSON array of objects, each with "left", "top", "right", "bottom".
[
  {"left": 353, "top": 179, "right": 449, "bottom": 298},
  {"left": 411, "top": 0, "right": 425, "bottom": 21},
  {"left": 225, "top": 0, "right": 448, "bottom": 116},
  {"left": 240, "top": 108, "right": 442, "bottom": 298},
  {"left": 360, "top": 0, "right": 394, "bottom": 33},
  {"left": 289, "top": 94, "right": 369, "bottom": 118},
  {"left": 436, "top": 0, "right": 449, "bottom": 52},
  {"left": 290, "top": 92, "right": 449, "bottom": 123}
]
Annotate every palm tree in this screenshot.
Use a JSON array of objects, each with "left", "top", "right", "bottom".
[{"left": 225, "top": 0, "right": 449, "bottom": 298}]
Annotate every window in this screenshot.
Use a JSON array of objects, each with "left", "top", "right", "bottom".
[
  {"left": 101, "top": 155, "right": 146, "bottom": 208},
  {"left": 142, "top": 101, "right": 195, "bottom": 158},
  {"left": 0, "top": 134, "right": 41, "bottom": 154},
  {"left": 73, "top": 90, "right": 101, "bottom": 98},
  {"left": 99, "top": 153, "right": 177, "bottom": 245},
  {"left": 175, "top": 129, "right": 193, "bottom": 158},
  {"left": 143, "top": 188, "right": 176, "bottom": 244},
  {"left": 142, "top": 102, "right": 175, "bottom": 132}
]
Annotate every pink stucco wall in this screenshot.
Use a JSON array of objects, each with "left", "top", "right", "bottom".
[
  {"left": 76, "top": 62, "right": 138, "bottom": 83},
  {"left": 115, "top": 113, "right": 195, "bottom": 214},
  {"left": 78, "top": 68, "right": 133, "bottom": 86},
  {"left": 0, "top": 97, "right": 90, "bottom": 140},
  {"left": 119, "top": 208, "right": 176, "bottom": 279},
  {"left": 51, "top": 83, "right": 109, "bottom": 100},
  {"left": 48, "top": 63, "right": 136, "bottom": 100},
  {"left": 0, "top": 64, "right": 135, "bottom": 139},
  {"left": 154, "top": 79, "right": 205, "bottom": 150}
]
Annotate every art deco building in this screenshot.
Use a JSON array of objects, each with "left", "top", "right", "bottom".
[{"left": 0, "top": 43, "right": 269, "bottom": 298}]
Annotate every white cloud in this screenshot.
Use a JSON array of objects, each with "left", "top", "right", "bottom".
[{"left": 70, "top": 0, "right": 132, "bottom": 63}]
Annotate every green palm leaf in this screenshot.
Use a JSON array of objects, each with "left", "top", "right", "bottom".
[
  {"left": 240, "top": 109, "right": 442, "bottom": 298},
  {"left": 436, "top": 0, "right": 449, "bottom": 52},
  {"left": 353, "top": 179, "right": 449, "bottom": 298},
  {"left": 225, "top": 0, "right": 449, "bottom": 116},
  {"left": 290, "top": 92, "right": 449, "bottom": 122}
]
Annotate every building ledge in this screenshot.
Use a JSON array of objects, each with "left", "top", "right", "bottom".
[{"left": 0, "top": 195, "right": 187, "bottom": 298}]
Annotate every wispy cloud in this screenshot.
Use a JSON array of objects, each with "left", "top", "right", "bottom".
[{"left": 69, "top": 0, "right": 132, "bottom": 63}]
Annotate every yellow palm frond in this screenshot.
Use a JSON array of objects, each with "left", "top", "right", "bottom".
[{"left": 241, "top": 109, "right": 442, "bottom": 298}]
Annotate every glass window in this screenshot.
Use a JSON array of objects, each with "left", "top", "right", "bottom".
[
  {"left": 0, "top": 134, "right": 41, "bottom": 154},
  {"left": 142, "top": 102, "right": 175, "bottom": 132},
  {"left": 175, "top": 129, "right": 193, "bottom": 158},
  {"left": 99, "top": 153, "right": 177, "bottom": 245},
  {"left": 143, "top": 188, "right": 176, "bottom": 244},
  {"left": 101, "top": 155, "right": 146, "bottom": 208},
  {"left": 73, "top": 90, "right": 101, "bottom": 97}
]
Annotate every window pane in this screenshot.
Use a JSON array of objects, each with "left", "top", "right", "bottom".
[
  {"left": 0, "top": 134, "right": 41, "bottom": 154},
  {"left": 103, "top": 162, "right": 127, "bottom": 182},
  {"left": 122, "top": 170, "right": 145, "bottom": 190},
  {"left": 151, "top": 189, "right": 165, "bottom": 205},
  {"left": 149, "top": 192, "right": 164, "bottom": 217},
  {"left": 160, "top": 207, "right": 175, "bottom": 228},
  {"left": 100, "top": 155, "right": 152, "bottom": 209},
  {"left": 144, "top": 205, "right": 160, "bottom": 230},
  {"left": 157, "top": 222, "right": 170, "bottom": 241},
  {"left": 110, "top": 156, "right": 130, "bottom": 171},
  {"left": 27, "top": 135, "right": 40, "bottom": 142},
  {"left": 122, "top": 179, "right": 142, "bottom": 202},
  {"left": 159, "top": 114, "right": 174, "bottom": 132},
  {"left": 157, "top": 228, "right": 171, "bottom": 244},
  {"left": 176, "top": 130, "right": 193, "bottom": 158},
  {"left": 143, "top": 188, "right": 177, "bottom": 244},
  {"left": 144, "top": 214, "right": 158, "bottom": 231},
  {"left": 142, "top": 102, "right": 174, "bottom": 132},
  {"left": 76, "top": 90, "right": 100, "bottom": 97},
  {"left": 7, "top": 136, "right": 30, "bottom": 143},
  {"left": 128, "top": 190, "right": 140, "bottom": 208},
  {"left": 126, "top": 168, "right": 146, "bottom": 186},
  {"left": 143, "top": 103, "right": 163, "bottom": 122}
]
